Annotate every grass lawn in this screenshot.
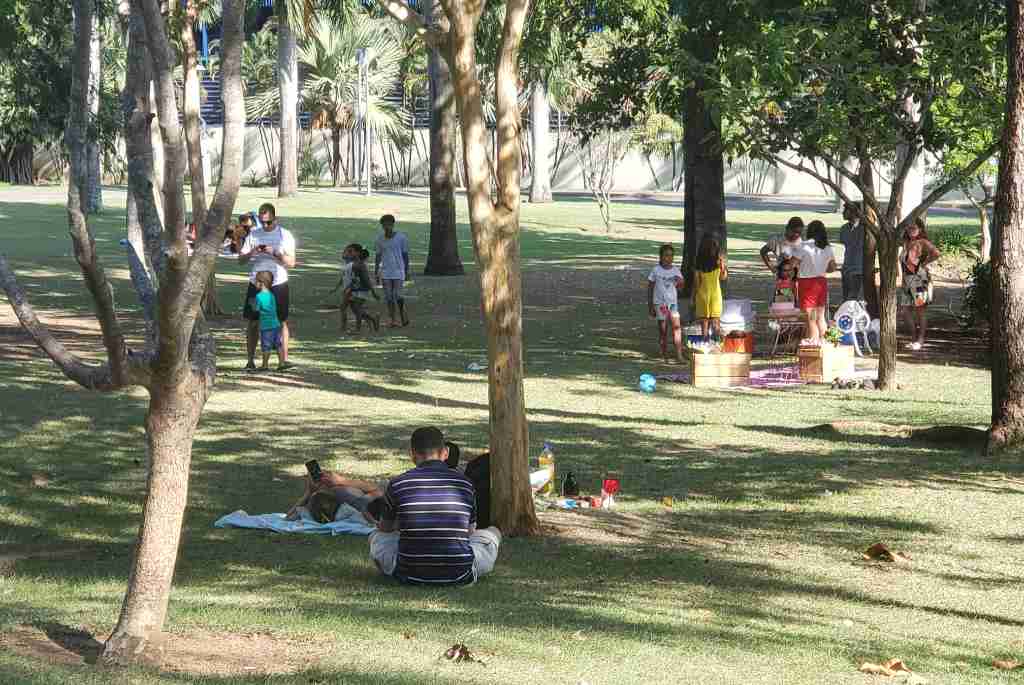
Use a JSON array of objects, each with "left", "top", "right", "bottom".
[{"left": 0, "top": 185, "right": 1021, "bottom": 684}]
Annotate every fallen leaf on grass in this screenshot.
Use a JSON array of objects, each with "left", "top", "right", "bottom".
[
  {"left": 993, "top": 659, "right": 1023, "bottom": 670},
  {"left": 401, "top": 631, "right": 415, "bottom": 640},
  {"left": 442, "top": 643, "right": 484, "bottom": 665},
  {"left": 858, "top": 658, "right": 913, "bottom": 677},
  {"left": 863, "top": 543, "right": 911, "bottom": 563}
]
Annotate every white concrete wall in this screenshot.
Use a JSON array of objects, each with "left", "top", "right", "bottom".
[{"left": 35, "top": 125, "right": 977, "bottom": 202}]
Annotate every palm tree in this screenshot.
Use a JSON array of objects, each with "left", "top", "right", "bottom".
[{"left": 247, "top": 13, "right": 408, "bottom": 188}]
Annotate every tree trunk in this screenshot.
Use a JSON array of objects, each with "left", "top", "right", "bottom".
[
  {"left": 861, "top": 157, "right": 880, "bottom": 319},
  {"left": 528, "top": 81, "right": 553, "bottom": 203},
  {"left": 122, "top": 8, "right": 150, "bottom": 276},
  {"left": 893, "top": 0, "right": 927, "bottom": 224},
  {"left": 84, "top": 10, "right": 104, "bottom": 214},
  {"left": 978, "top": 203, "right": 992, "bottom": 264},
  {"left": 681, "top": 42, "right": 725, "bottom": 295},
  {"left": 425, "top": 3, "right": 463, "bottom": 276},
  {"left": 103, "top": 0, "right": 247, "bottom": 660},
  {"left": 989, "top": 0, "right": 1024, "bottom": 453},
  {"left": 180, "top": 3, "right": 220, "bottom": 316},
  {"left": 103, "top": 385, "right": 205, "bottom": 660},
  {"left": 444, "top": 0, "right": 539, "bottom": 535},
  {"left": 331, "top": 127, "right": 342, "bottom": 187},
  {"left": 0, "top": 142, "right": 35, "bottom": 184},
  {"left": 478, "top": 214, "right": 537, "bottom": 533},
  {"left": 276, "top": 3, "right": 298, "bottom": 198},
  {"left": 876, "top": 233, "right": 900, "bottom": 391}
]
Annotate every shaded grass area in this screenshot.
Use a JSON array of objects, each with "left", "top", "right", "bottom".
[{"left": 1, "top": 187, "right": 1021, "bottom": 684}]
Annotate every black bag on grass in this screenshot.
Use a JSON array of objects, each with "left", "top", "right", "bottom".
[{"left": 464, "top": 452, "right": 490, "bottom": 529}]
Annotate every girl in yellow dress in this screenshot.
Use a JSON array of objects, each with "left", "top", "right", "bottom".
[{"left": 692, "top": 235, "right": 728, "bottom": 341}]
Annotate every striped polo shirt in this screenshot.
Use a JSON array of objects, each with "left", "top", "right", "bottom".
[{"left": 384, "top": 460, "right": 477, "bottom": 586}]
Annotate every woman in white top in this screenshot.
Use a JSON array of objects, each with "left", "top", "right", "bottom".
[{"left": 795, "top": 220, "right": 837, "bottom": 344}]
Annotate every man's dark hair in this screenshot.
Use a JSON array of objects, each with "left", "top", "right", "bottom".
[
  {"left": 444, "top": 441, "right": 461, "bottom": 469},
  {"left": 785, "top": 216, "right": 805, "bottom": 234},
  {"left": 411, "top": 426, "right": 445, "bottom": 455},
  {"left": 259, "top": 203, "right": 276, "bottom": 219},
  {"left": 380, "top": 214, "right": 396, "bottom": 226}
]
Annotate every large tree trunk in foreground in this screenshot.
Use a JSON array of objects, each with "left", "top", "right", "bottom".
[
  {"left": 276, "top": 3, "right": 298, "bottom": 198},
  {"left": 104, "top": 388, "right": 204, "bottom": 657},
  {"left": 444, "top": 0, "right": 539, "bottom": 535},
  {"left": 103, "top": 0, "right": 246, "bottom": 660},
  {"left": 989, "top": 0, "right": 1024, "bottom": 453},
  {"left": 0, "top": 142, "right": 34, "bottom": 184},
  {"left": 424, "top": 3, "right": 463, "bottom": 276},
  {"left": 681, "top": 47, "right": 725, "bottom": 296},
  {"left": 528, "top": 81, "right": 553, "bottom": 203}
]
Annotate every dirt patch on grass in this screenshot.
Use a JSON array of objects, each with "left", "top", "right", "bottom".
[{"left": 1, "top": 624, "right": 324, "bottom": 677}]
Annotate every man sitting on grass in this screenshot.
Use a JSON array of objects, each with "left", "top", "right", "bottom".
[{"left": 370, "top": 427, "right": 501, "bottom": 585}]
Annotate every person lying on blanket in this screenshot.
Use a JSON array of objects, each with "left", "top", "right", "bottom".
[{"left": 286, "top": 471, "right": 384, "bottom": 524}]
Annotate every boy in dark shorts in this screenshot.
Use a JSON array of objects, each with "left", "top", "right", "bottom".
[{"left": 254, "top": 271, "right": 284, "bottom": 371}]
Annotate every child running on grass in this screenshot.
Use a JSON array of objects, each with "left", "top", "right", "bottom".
[
  {"left": 346, "top": 244, "right": 380, "bottom": 333},
  {"left": 692, "top": 234, "right": 728, "bottom": 342},
  {"left": 647, "top": 244, "right": 685, "bottom": 363},
  {"left": 329, "top": 244, "right": 380, "bottom": 333},
  {"left": 254, "top": 270, "right": 284, "bottom": 371}
]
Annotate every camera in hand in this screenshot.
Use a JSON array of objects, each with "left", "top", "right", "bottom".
[{"left": 305, "top": 459, "right": 323, "bottom": 481}]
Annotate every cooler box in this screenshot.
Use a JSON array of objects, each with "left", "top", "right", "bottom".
[{"left": 723, "top": 331, "right": 754, "bottom": 354}]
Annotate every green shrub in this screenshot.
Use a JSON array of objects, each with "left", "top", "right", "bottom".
[
  {"left": 932, "top": 227, "right": 977, "bottom": 256},
  {"left": 960, "top": 260, "right": 992, "bottom": 329},
  {"left": 299, "top": 150, "right": 328, "bottom": 188}
]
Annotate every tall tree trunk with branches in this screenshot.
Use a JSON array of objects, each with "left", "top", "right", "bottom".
[
  {"left": 376, "top": 0, "right": 539, "bottom": 535},
  {"left": 0, "top": 0, "right": 247, "bottom": 661},
  {"left": 277, "top": 1, "right": 299, "bottom": 198},
  {"left": 424, "top": 0, "right": 463, "bottom": 275},
  {"left": 990, "top": 0, "right": 1024, "bottom": 453}
]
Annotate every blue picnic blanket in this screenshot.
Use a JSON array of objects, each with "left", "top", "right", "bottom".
[{"left": 214, "top": 508, "right": 374, "bottom": 536}]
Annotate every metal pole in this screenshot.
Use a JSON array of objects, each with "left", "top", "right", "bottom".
[{"left": 364, "top": 63, "right": 372, "bottom": 196}]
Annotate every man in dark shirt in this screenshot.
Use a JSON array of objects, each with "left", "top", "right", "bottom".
[{"left": 369, "top": 427, "right": 502, "bottom": 585}]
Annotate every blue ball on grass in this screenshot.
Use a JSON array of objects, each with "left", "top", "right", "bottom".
[{"left": 638, "top": 373, "right": 657, "bottom": 393}]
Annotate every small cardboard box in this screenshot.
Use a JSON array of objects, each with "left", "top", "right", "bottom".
[
  {"left": 797, "top": 344, "right": 855, "bottom": 384},
  {"left": 690, "top": 352, "right": 751, "bottom": 388}
]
